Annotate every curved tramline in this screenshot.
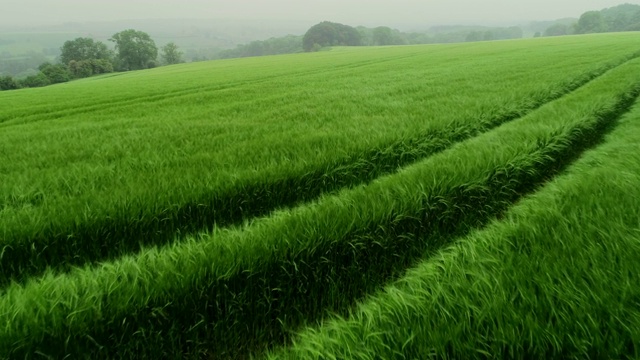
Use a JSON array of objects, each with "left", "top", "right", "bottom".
[
  {"left": 1, "top": 34, "right": 639, "bottom": 285},
  {"left": 1, "top": 53, "right": 640, "bottom": 358},
  {"left": 0, "top": 47, "right": 434, "bottom": 125},
  {"left": 266, "top": 100, "right": 640, "bottom": 360}
]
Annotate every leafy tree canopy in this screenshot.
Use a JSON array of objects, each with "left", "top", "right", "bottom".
[
  {"left": 303, "top": 21, "right": 362, "bottom": 52},
  {"left": 161, "top": 42, "right": 184, "bottom": 65},
  {"left": 600, "top": 3, "right": 640, "bottom": 31},
  {"left": 60, "top": 37, "right": 112, "bottom": 66},
  {"left": 219, "top": 35, "right": 303, "bottom": 59},
  {"left": 39, "top": 63, "right": 71, "bottom": 84},
  {"left": 575, "top": 11, "right": 608, "bottom": 34},
  {"left": 68, "top": 59, "right": 114, "bottom": 78},
  {"left": 544, "top": 23, "right": 570, "bottom": 37},
  {"left": 18, "top": 72, "right": 50, "bottom": 88},
  {"left": 0, "top": 76, "right": 18, "bottom": 91},
  {"left": 110, "top": 29, "right": 158, "bottom": 71},
  {"left": 571, "top": 4, "right": 640, "bottom": 34},
  {"left": 370, "top": 27, "right": 407, "bottom": 46}
]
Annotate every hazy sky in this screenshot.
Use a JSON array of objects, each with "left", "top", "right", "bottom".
[{"left": 3, "top": 0, "right": 635, "bottom": 28}]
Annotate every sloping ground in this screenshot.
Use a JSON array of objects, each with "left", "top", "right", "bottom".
[
  {"left": 1, "top": 39, "right": 640, "bottom": 358},
  {"left": 0, "top": 34, "right": 639, "bottom": 286},
  {"left": 267, "top": 91, "right": 640, "bottom": 360}
]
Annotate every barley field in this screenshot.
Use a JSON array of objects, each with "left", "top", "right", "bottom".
[{"left": 1, "top": 32, "right": 640, "bottom": 358}]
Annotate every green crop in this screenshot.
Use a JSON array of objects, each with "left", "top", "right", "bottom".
[
  {"left": 267, "top": 92, "right": 640, "bottom": 360},
  {"left": 1, "top": 33, "right": 639, "bottom": 286},
  {"left": 1, "top": 35, "right": 640, "bottom": 358}
]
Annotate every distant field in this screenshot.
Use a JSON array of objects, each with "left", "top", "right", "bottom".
[
  {"left": 0, "top": 32, "right": 77, "bottom": 54},
  {"left": 1, "top": 32, "right": 640, "bottom": 358}
]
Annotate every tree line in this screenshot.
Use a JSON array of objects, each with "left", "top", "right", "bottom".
[
  {"left": 0, "top": 29, "right": 184, "bottom": 91},
  {"left": 216, "top": 22, "right": 526, "bottom": 60},
  {"left": 210, "top": 4, "right": 640, "bottom": 60},
  {"left": 3, "top": 3, "right": 638, "bottom": 91},
  {"left": 216, "top": 2, "right": 640, "bottom": 61},
  {"left": 538, "top": 3, "right": 640, "bottom": 37}
]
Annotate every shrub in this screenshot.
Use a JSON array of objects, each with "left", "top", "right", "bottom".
[{"left": 0, "top": 75, "right": 19, "bottom": 90}]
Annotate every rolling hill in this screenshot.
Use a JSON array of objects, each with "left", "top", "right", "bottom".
[{"left": 1, "top": 32, "right": 640, "bottom": 358}]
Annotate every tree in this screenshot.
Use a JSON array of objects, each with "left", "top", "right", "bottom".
[
  {"left": 372, "top": 27, "right": 394, "bottom": 45},
  {"left": 110, "top": 29, "right": 158, "bottom": 71},
  {"left": 303, "top": 22, "right": 338, "bottom": 52},
  {"left": 146, "top": 59, "right": 159, "bottom": 68},
  {"left": 371, "top": 27, "right": 406, "bottom": 46},
  {"left": 90, "top": 59, "right": 115, "bottom": 74},
  {"left": 60, "top": 37, "right": 114, "bottom": 79},
  {"left": 504, "top": 26, "right": 524, "bottom": 39},
  {"left": 544, "top": 24, "right": 569, "bottom": 37},
  {"left": 465, "top": 31, "right": 483, "bottom": 42},
  {"left": 0, "top": 76, "right": 18, "bottom": 90},
  {"left": 68, "top": 60, "right": 93, "bottom": 78},
  {"left": 303, "top": 22, "right": 361, "bottom": 52},
  {"left": 600, "top": 4, "right": 640, "bottom": 32},
  {"left": 357, "top": 27, "right": 374, "bottom": 46},
  {"left": 483, "top": 31, "right": 495, "bottom": 41},
  {"left": 625, "top": 9, "right": 640, "bottom": 30},
  {"left": 161, "top": 42, "right": 184, "bottom": 65},
  {"left": 218, "top": 35, "right": 303, "bottom": 59},
  {"left": 18, "top": 73, "right": 50, "bottom": 88},
  {"left": 39, "top": 63, "right": 71, "bottom": 84},
  {"left": 575, "top": 11, "right": 607, "bottom": 34},
  {"left": 68, "top": 59, "right": 114, "bottom": 78},
  {"left": 60, "top": 37, "right": 112, "bottom": 66}
]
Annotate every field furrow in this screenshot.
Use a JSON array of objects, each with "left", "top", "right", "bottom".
[
  {"left": 1, "top": 54, "right": 639, "bottom": 359},
  {"left": 0, "top": 48, "right": 433, "bottom": 124},
  {"left": 266, "top": 96, "right": 640, "bottom": 360},
  {"left": 1, "top": 35, "right": 639, "bottom": 285},
  {"left": 0, "top": 50, "right": 434, "bottom": 126}
]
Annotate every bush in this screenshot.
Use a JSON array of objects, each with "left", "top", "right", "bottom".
[
  {"left": 91, "top": 59, "right": 114, "bottom": 74},
  {"left": 40, "top": 63, "right": 71, "bottom": 84},
  {"left": 68, "top": 59, "right": 115, "bottom": 79},
  {"left": 146, "top": 59, "right": 159, "bottom": 69},
  {"left": 18, "top": 73, "right": 51, "bottom": 88},
  {"left": 69, "top": 60, "right": 93, "bottom": 78},
  {"left": 0, "top": 76, "right": 19, "bottom": 90}
]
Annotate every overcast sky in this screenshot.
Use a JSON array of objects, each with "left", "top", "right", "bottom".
[{"left": 2, "top": 0, "right": 635, "bottom": 28}]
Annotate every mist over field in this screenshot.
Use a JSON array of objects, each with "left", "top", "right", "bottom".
[
  {"left": 3, "top": 0, "right": 633, "bottom": 28},
  {"left": 2, "top": 0, "right": 637, "bottom": 80}
]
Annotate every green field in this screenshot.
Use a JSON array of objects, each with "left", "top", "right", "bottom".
[{"left": 1, "top": 33, "right": 640, "bottom": 358}]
